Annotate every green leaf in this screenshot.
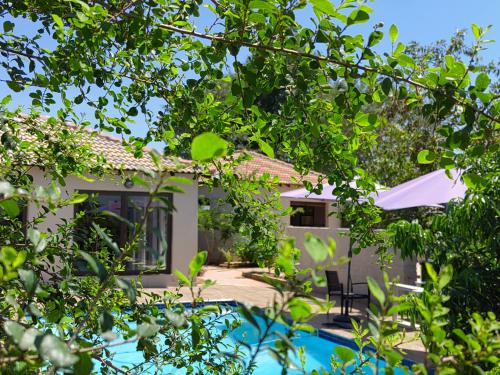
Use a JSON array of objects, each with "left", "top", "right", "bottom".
[
  {"left": 310, "top": 0, "right": 337, "bottom": 17},
  {"left": 425, "top": 263, "right": 437, "bottom": 282},
  {"left": 294, "top": 323, "right": 316, "bottom": 333},
  {"left": 99, "top": 310, "right": 114, "bottom": 333},
  {"left": 275, "top": 253, "right": 295, "bottom": 277},
  {"left": 258, "top": 140, "right": 274, "bottom": 158},
  {"left": 385, "top": 349, "right": 403, "bottom": 366},
  {"left": 74, "top": 353, "right": 93, "bottom": 375},
  {"left": 3, "top": 21, "right": 15, "bottom": 32},
  {"left": 137, "top": 322, "right": 160, "bottom": 338},
  {"left": 74, "top": 95, "right": 84, "bottom": 104},
  {"left": 130, "top": 175, "right": 148, "bottom": 187},
  {"left": 175, "top": 269, "right": 191, "bottom": 286},
  {"left": 191, "top": 132, "right": 228, "bottom": 161},
  {"left": 189, "top": 251, "right": 207, "bottom": 277},
  {"left": 347, "top": 9, "right": 370, "bottom": 25},
  {"left": 394, "top": 42, "right": 405, "bottom": 56},
  {"left": 78, "top": 251, "right": 108, "bottom": 282},
  {"left": 29, "top": 303, "right": 42, "bottom": 317},
  {"left": 27, "top": 228, "right": 47, "bottom": 252},
  {"left": 52, "top": 14, "right": 64, "bottom": 29},
  {"left": 389, "top": 24, "right": 398, "bottom": 43},
  {"left": 0, "top": 199, "right": 20, "bottom": 218},
  {"left": 19, "top": 328, "right": 41, "bottom": 352},
  {"left": 127, "top": 107, "right": 138, "bottom": 116},
  {"left": 438, "top": 264, "right": 453, "bottom": 290},
  {"left": 381, "top": 78, "right": 392, "bottom": 96},
  {"left": 167, "top": 176, "right": 192, "bottom": 186},
  {"left": 13, "top": 250, "right": 27, "bottom": 268},
  {"left": 115, "top": 278, "right": 137, "bottom": 303},
  {"left": 367, "top": 276, "right": 385, "bottom": 305},
  {"left": 304, "top": 234, "right": 329, "bottom": 263},
  {"left": 38, "top": 334, "right": 79, "bottom": 367},
  {"left": 472, "top": 24, "right": 481, "bottom": 40},
  {"left": 417, "top": 149, "right": 436, "bottom": 164},
  {"left": 192, "top": 323, "right": 200, "bottom": 349},
  {"left": 238, "top": 304, "right": 261, "bottom": 331},
  {"left": 368, "top": 31, "right": 383, "bottom": 47},
  {"left": 92, "top": 223, "right": 121, "bottom": 256},
  {"left": 462, "top": 173, "right": 487, "bottom": 190},
  {"left": 334, "top": 346, "right": 356, "bottom": 363},
  {"left": 1, "top": 246, "right": 17, "bottom": 264},
  {"left": 150, "top": 149, "right": 162, "bottom": 169},
  {"left": 288, "top": 298, "right": 312, "bottom": 321},
  {"left": 68, "top": 193, "right": 88, "bottom": 204},
  {"left": 18, "top": 269, "right": 37, "bottom": 294},
  {"left": 387, "top": 302, "right": 413, "bottom": 317},
  {"left": 249, "top": 0, "right": 276, "bottom": 12},
  {"left": 354, "top": 112, "right": 377, "bottom": 127},
  {"left": 397, "top": 54, "right": 416, "bottom": 68},
  {"left": 1, "top": 95, "right": 12, "bottom": 106},
  {"left": 475, "top": 73, "right": 491, "bottom": 91},
  {"left": 4, "top": 321, "right": 25, "bottom": 344}
]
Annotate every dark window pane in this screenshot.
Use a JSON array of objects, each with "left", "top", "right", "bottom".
[
  {"left": 74, "top": 192, "right": 172, "bottom": 274},
  {"left": 290, "top": 202, "right": 326, "bottom": 227},
  {"left": 126, "top": 196, "right": 170, "bottom": 272}
]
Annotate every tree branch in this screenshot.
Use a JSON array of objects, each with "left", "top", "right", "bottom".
[
  {"left": 95, "top": 357, "right": 132, "bottom": 375},
  {"left": 158, "top": 24, "right": 500, "bottom": 124}
]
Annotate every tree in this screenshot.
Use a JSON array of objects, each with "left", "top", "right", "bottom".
[
  {"left": 0, "top": 0, "right": 499, "bottom": 373},
  {"left": 389, "top": 152, "right": 499, "bottom": 331},
  {"left": 359, "top": 29, "right": 500, "bottom": 188}
]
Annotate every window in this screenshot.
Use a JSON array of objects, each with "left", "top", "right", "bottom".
[
  {"left": 74, "top": 191, "right": 172, "bottom": 274},
  {"left": 290, "top": 201, "right": 327, "bottom": 227}
]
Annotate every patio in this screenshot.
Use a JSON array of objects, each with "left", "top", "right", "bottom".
[{"left": 145, "top": 265, "right": 426, "bottom": 363}]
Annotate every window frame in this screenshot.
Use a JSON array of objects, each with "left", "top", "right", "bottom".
[
  {"left": 289, "top": 201, "right": 328, "bottom": 228},
  {"left": 74, "top": 190, "right": 173, "bottom": 275}
]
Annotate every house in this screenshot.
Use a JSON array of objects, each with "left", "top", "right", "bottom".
[
  {"left": 199, "top": 150, "right": 416, "bottom": 286},
  {"left": 6, "top": 116, "right": 415, "bottom": 289},
  {"left": 6, "top": 118, "right": 198, "bottom": 288}
]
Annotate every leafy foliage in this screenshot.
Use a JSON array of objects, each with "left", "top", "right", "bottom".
[
  {"left": 389, "top": 156, "right": 499, "bottom": 330},
  {"left": 0, "top": 0, "right": 498, "bottom": 373}
]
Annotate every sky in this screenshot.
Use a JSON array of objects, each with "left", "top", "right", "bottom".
[
  {"left": 2, "top": 0, "right": 499, "bottom": 145},
  {"left": 338, "top": 0, "right": 499, "bottom": 61}
]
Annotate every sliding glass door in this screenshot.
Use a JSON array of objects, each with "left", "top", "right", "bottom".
[{"left": 75, "top": 191, "right": 172, "bottom": 274}]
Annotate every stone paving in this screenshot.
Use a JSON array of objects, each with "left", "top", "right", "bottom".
[{"left": 145, "top": 265, "right": 426, "bottom": 364}]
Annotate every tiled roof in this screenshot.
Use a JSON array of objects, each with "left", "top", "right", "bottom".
[
  {"left": 79, "top": 130, "right": 194, "bottom": 173},
  {"left": 234, "top": 150, "right": 322, "bottom": 186},
  {"left": 14, "top": 116, "right": 194, "bottom": 173}
]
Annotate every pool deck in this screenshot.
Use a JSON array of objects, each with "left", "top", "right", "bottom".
[{"left": 144, "top": 266, "right": 427, "bottom": 364}]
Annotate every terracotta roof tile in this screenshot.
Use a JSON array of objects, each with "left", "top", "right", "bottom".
[
  {"left": 78, "top": 130, "right": 194, "bottom": 173},
  {"left": 234, "top": 150, "right": 322, "bottom": 186},
  {"left": 14, "top": 116, "right": 194, "bottom": 173}
]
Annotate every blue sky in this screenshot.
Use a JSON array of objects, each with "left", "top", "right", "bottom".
[
  {"left": 336, "top": 0, "right": 499, "bottom": 61},
  {"left": 2, "top": 0, "right": 499, "bottom": 144}
]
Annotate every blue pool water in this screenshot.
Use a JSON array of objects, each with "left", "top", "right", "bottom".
[{"left": 98, "top": 304, "right": 412, "bottom": 374}]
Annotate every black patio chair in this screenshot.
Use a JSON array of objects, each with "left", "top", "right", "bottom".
[
  {"left": 344, "top": 278, "right": 371, "bottom": 314},
  {"left": 325, "top": 270, "right": 345, "bottom": 319}
]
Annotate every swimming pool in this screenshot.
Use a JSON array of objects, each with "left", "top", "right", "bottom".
[{"left": 97, "top": 302, "right": 413, "bottom": 374}]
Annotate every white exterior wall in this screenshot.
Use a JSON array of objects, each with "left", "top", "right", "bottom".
[
  {"left": 281, "top": 194, "right": 416, "bottom": 288},
  {"left": 200, "top": 184, "right": 416, "bottom": 287},
  {"left": 28, "top": 168, "right": 198, "bottom": 287}
]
